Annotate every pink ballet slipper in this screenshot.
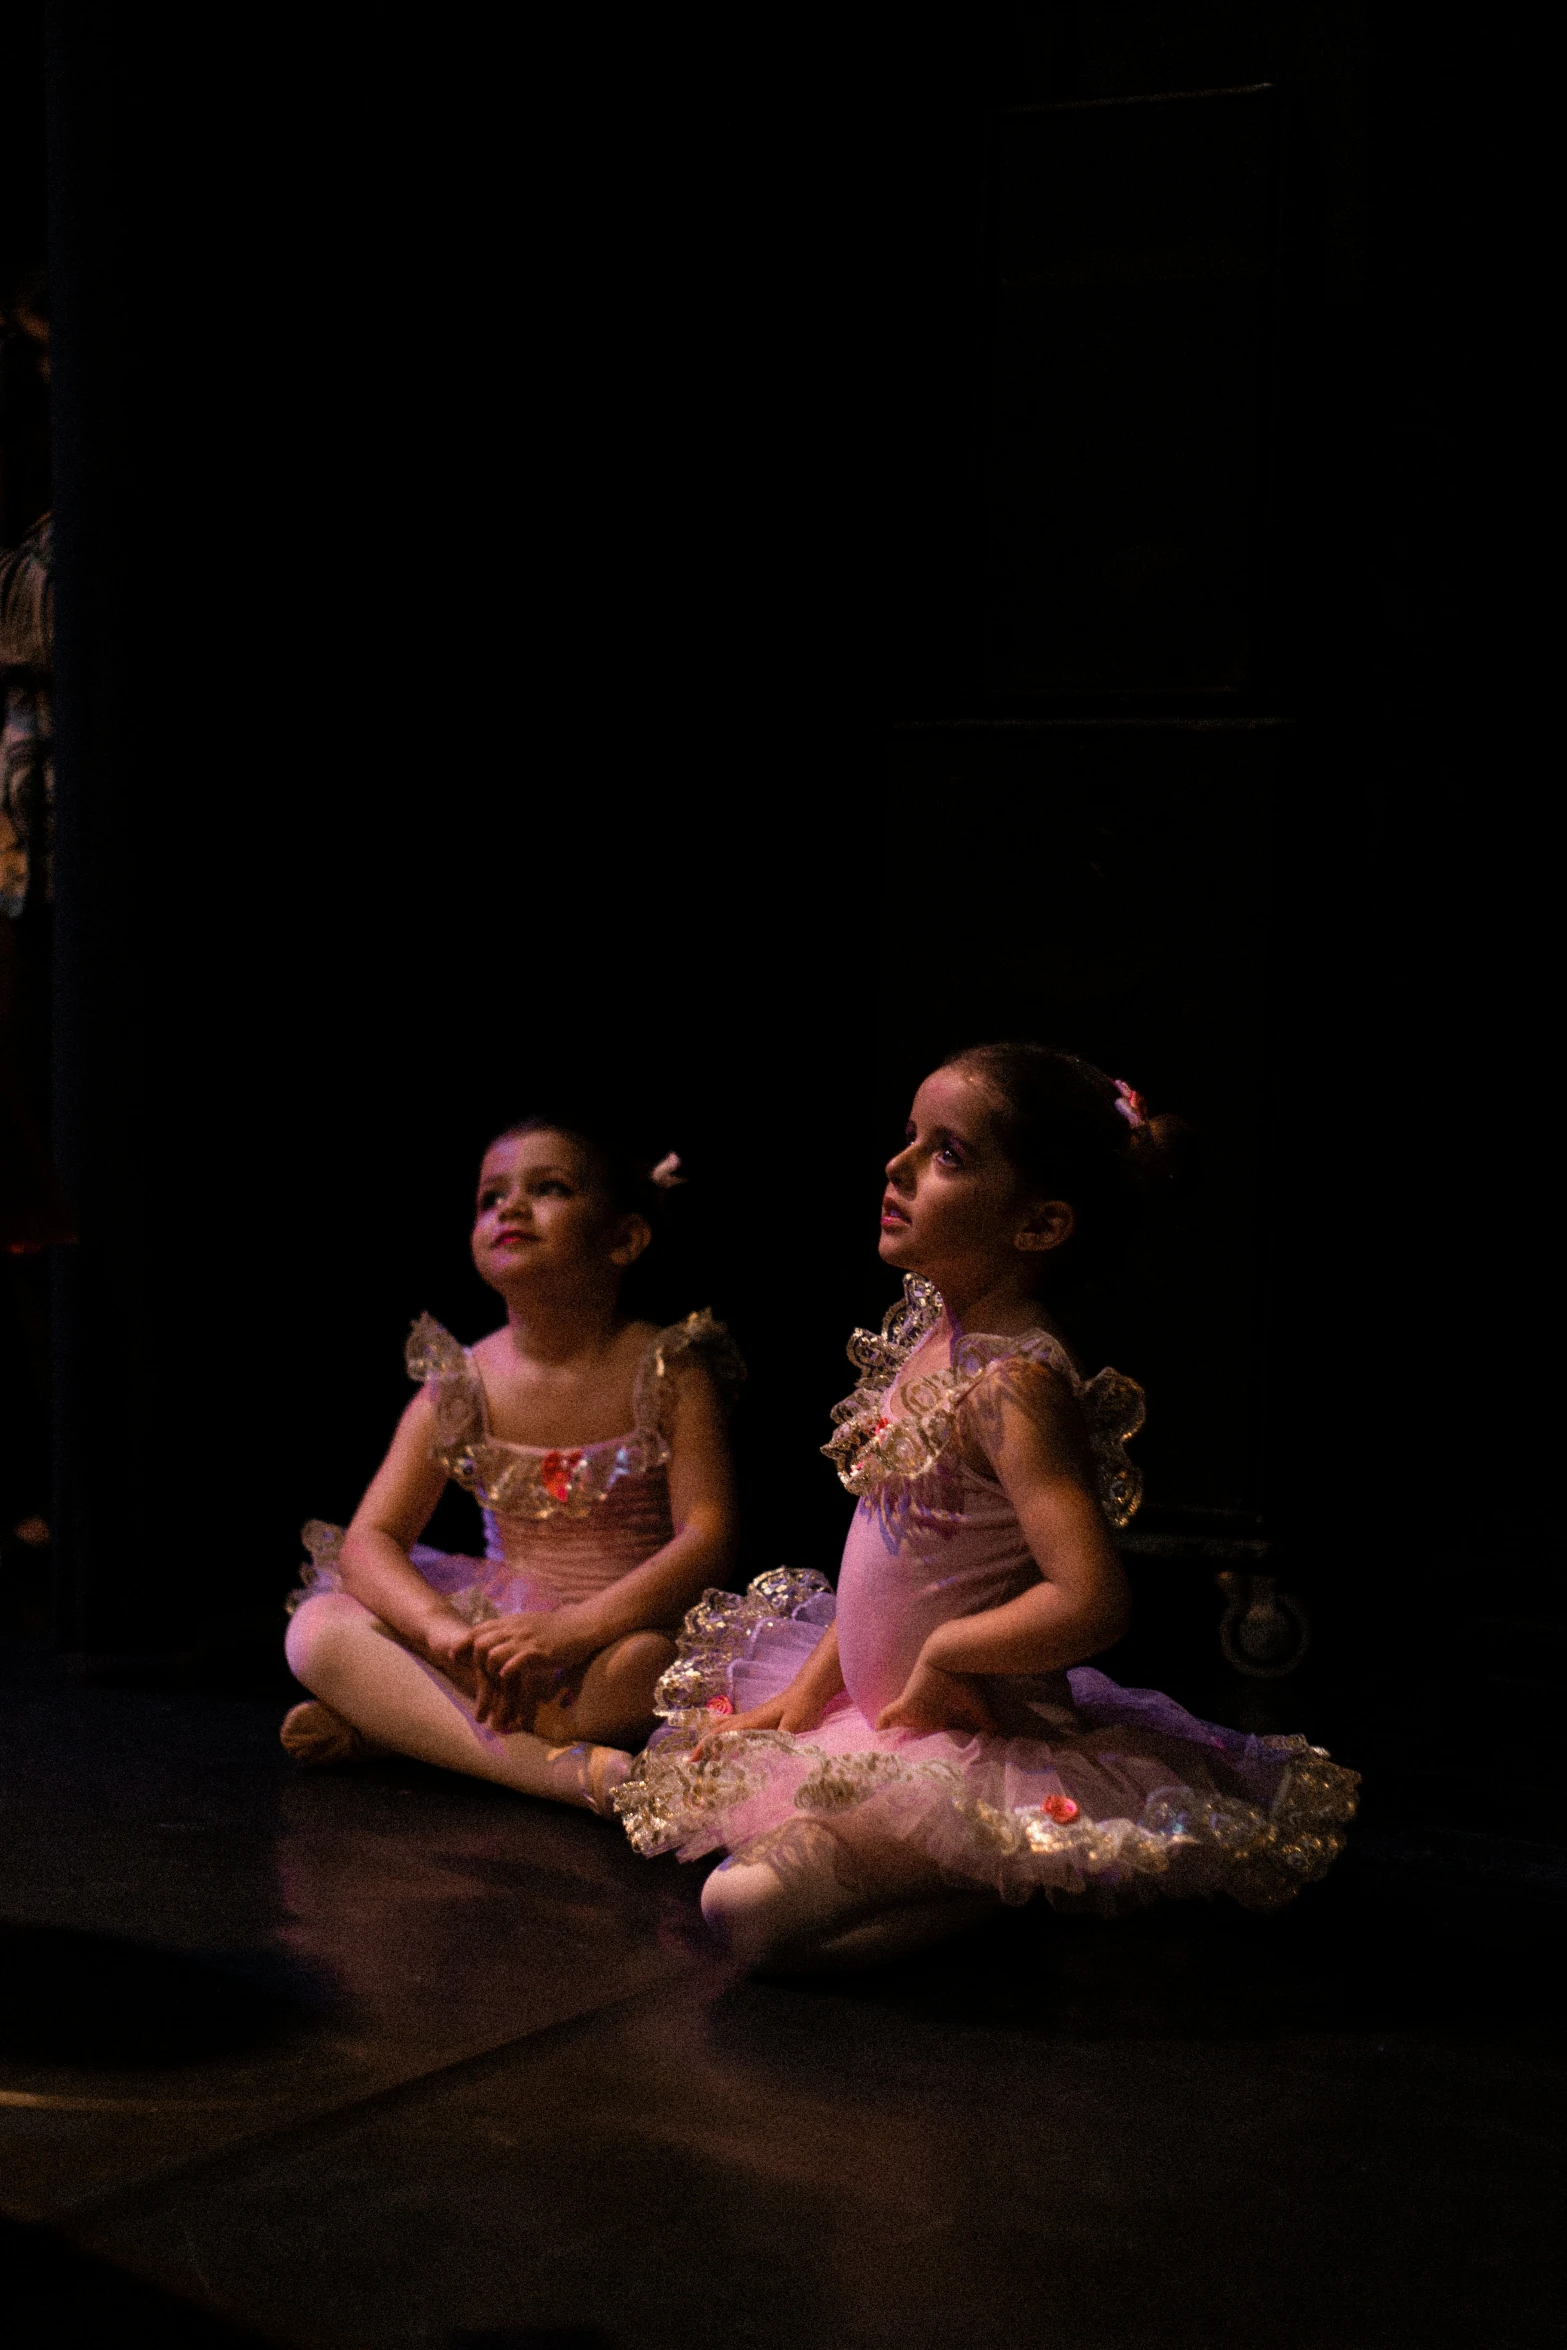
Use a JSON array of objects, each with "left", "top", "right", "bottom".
[
  {"left": 582, "top": 1743, "right": 634, "bottom": 1817},
  {"left": 280, "top": 1701, "right": 391, "bottom": 1767}
]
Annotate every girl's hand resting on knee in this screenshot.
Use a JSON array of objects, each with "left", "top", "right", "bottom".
[
  {"left": 466, "top": 1610, "right": 597, "bottom": 1730},
  {"left": 876, "top": 1657, "right": 999, "bottom": 1739},
  {"left": 471, "top": 1610, "right": 584, "bottom": 1684},
  {"left": 471, "top": 1667, "right": 538, "bottom": 1733},
  {"left": 414, "top": 1616, "right": 533, "bottom": 1734}
]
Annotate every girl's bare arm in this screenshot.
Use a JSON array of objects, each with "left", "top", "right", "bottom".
[
  {"left": 919, "top": 1363, "right": 1131, "bottom": 1677},
  {"left": 337, "top": 1394, "right": 474, "bottom": 1672}
]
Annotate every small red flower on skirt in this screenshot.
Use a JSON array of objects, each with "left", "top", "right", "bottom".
[
  {"left": 1040, "top": 1792, "right": 1080, "bottom": 1822},
  {"left": 539, "top": 1449, "right": 582, "bottom": 1504},
  {"left": 705, "top": 1694, "right": 734, "bottom": 1715}
]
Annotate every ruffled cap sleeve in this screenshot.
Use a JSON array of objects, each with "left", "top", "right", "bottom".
[
  {"left": 632, "top": 1310, "right": 746, "bottom": 1451},
  {"left": 970, "top": 1342, "right": 1146, "bottom": 1528},
  {"left": 406, "top": 1312, "right": 469, "bottom": 1384},
  {"left": 1077, "top": 1366, "right": 1147, "bottom": 1529},
  {"left": 405, "top": 1312, "right": 485, "bottom": 1456}
]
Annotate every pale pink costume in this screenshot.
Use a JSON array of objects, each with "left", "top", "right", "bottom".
[
  {"left": 283, "top": 1312, "right": 742, "bottom": 1799},
  {"left": 616, "top": 1279, "right": 1359, "bottom": 1915},
  {"left": 291, "top": 1309, "right": 743, "bottom": 1629}
]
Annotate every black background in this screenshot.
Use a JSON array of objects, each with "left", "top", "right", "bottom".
[{"left": 28, "top": 6, "right": 1554, "bottom": 1790}]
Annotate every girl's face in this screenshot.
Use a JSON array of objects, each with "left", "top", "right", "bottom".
[
  {"left": 471, "top": 1130, "right": 649, "bottom": 1297},
  {"left": 879, "top": 1068, "right": 1071, "bottom": 1298}
]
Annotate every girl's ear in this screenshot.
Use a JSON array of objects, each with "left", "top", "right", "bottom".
[
  {"left": 608, "top": 1213, "right": 653, "bottom": 1268},
  {"left": 1014, "top": 1198, "right": 1074, "bottom": 1255}
]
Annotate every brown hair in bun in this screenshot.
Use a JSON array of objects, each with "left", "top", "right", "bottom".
[{"left": 944, "top": 1041, "right": 1190, "bottom": 1288}]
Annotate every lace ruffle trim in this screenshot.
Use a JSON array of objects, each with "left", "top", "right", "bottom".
[
  {"left": 404, "top": 1308, "right": 744, "bottom": 1523},
  {"left": 821, "top": 1276, "right": 1147, "bottom": 1529},
  {"left": 283, "top": 1519, "right": 504, "bottom": 1626},
  {"left": 646, "top": 1566, "right": 838, "bottom": 1727},
  {"left": 614, "top": 1720, "right": 1360, "bottom": 1916},
  {"left": 284, "top": 1519, "right": 345, "bottom": 1616}
]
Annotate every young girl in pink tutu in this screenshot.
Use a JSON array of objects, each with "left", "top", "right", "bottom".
[
  {"left": 282, "top": 1113, "right": 743, "bottom": 1816},
  {"left": 615, "top": 1044, "right": 1358, "bottom": 1967}
]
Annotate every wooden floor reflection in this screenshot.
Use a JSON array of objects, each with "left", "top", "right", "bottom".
[{"left": 1, "top": 1647, "right": 1561, "bottom": 2348}]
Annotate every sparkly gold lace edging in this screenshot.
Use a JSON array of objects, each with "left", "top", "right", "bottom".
[
  {"left": 644, "top": 1565, "right": 838, "bottom": 1726},
  {"left": 613, "top": 1730, "right": 1359, "bottom": 1912},
  {"left": 283, "top": 1311, "right": 744, "bottom": 1615},
  {"left": 820, "top": 1276, "right": 1147, "bottom": 1529},
  {"left": 285, "top": 1519, "right": 343, "bottom": 1618},
  {"left": 404, "top": 1306, "right": 745, "bottom": 1523}
]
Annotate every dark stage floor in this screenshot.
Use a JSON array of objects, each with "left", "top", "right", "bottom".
[{"left": 1, "top": 1647, "right": 1561, "bottom": 2350}]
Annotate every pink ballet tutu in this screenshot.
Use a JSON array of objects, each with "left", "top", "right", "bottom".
[{"left": 613, "top": 1572, "right": 1360, "bottom": 1915}]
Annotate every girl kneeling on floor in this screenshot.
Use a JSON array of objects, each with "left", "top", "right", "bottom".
[{"left": 283, "top": 1112, "right": 743, "bottom": 1817}]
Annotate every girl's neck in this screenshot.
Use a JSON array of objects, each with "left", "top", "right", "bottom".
[
  {"left": 501, "top": 1286, "right": 627, "bottom": 1367},
  {"left": 937, "top": 1266, "right": 1068, "bottom": 1349}
]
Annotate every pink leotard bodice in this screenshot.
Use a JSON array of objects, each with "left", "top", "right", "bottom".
[
  {"left": 292, "top": 1309, "right": 743, "bottom": 1623},
  {"left": 411, "top": 1308, "right": 743, "bottom": 1614},
  {"left": 833, "top": 1312, "right": 1120, "bottom": 1733},
  {"left": 835, "top": 1454, "right": 1077, "bottom": 1732}
]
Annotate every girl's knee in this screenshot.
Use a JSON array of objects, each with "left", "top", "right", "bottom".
[
  {"left": 284, "top": 1590, "right": 374, "bottom": 1681},
  {"left": 700, "top": 1856, "right": 788, "bottom": 1967},
  {"left": 699, "top": 1838, "right": 860, "bottom": 1969},
  {"left": 701, "top": 1853, "right": 989, "bottom": 1973},
  {"left": 546, "top": 1630, "right": 674, "bottom": 1746},
  {"left": 605, "top": 1630, "right": 676, "bottom": 1682}
]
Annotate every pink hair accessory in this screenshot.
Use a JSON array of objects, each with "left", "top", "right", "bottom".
[
  {"left": 650, "top": 1152, "right": 686, "bottom": 1189},
  {"left": 1113, "top": 1080, "right": 1149, "bottom": 1130}
]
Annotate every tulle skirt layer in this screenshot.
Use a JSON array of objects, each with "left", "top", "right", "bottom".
[
  {"left": 611, "top": 1575, "right": 1360, "bottom": 1916},
  {"left": 288, "top": 1522, "right": 571, "bottom": 1622}
]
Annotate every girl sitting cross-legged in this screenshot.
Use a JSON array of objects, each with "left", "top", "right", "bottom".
[{"left": 282, "top": 1110, "right": 743, "bottom": 1817}]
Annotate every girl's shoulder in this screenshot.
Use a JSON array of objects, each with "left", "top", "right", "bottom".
[
  {"left": 963, "top": 1345, "right": 1147, "bottom": 1529},
  {"left": 632, "top": 1310, "right": 747, "bottom": 1436},
  {"left": 967, "top": 1341, "right": 1082, "bottom": 1414},
  {"left": 956, "top": 1345, "right": 1092, "bottom": 1480},
  {"left": 465, "top": 1325, "right": 515, "bottom": 1374}
]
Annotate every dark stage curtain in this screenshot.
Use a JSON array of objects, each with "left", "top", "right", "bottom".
[
  {"left": 42, "top": 3, "right": 1550, "bottom": 1764},
  {"left": 42, "top": 6, "right": 881, "bottom": 1656}
]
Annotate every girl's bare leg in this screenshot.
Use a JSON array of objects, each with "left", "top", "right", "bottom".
[
  {"left": 530, "top": 1630, "right": 676, "bottom": 1749},
  {"left": 284, "top": 1592, "right": 632, "bottom": 1813}
]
